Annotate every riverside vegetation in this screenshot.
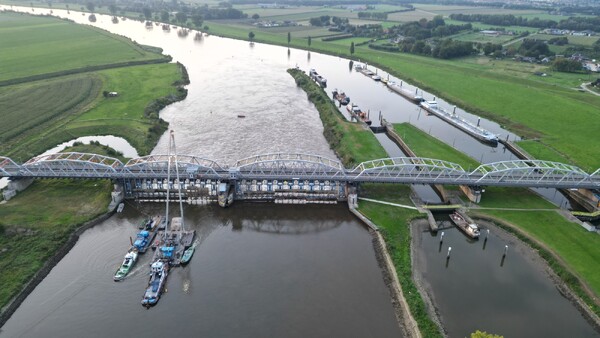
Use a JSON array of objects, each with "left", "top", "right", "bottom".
[{"left": 0, "top": 12, "right": 187, "bottom": 312}]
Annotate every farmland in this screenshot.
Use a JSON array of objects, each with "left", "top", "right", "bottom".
[{"left": 0, "top": 12, "right": 169, "bottom": 83}]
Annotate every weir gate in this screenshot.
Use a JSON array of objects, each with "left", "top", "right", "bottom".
[{"left": 1, "top": 152, "right": 599, "bottom": 205}]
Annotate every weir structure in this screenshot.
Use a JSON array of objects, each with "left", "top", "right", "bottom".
[{"left": 1, "top": 152, "right": 599, "bottom": 205}]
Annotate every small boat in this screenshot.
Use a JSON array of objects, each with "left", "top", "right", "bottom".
[
  {"left": 332, "top": 89, "right": 350, "bottom": 106},
  {"left": 449, "top": 212, "right": 480, "bottom": 239},
  {"left": 141, "top": 260, "right": 169, "bottom": 307},
  {"left": 114, "top": 248, "right": 138, "bottom": 281},
  {"left": 346, "top": 103, "right": 372, "bottom": 125},
  {"left": 116, "top": 202, "right": 124, "bottom": 213},
  {"left": 180, "top": 242, "right": 197, "bottom": 265},
  {"left": 237, "top": 114, "right": 246, "bottom": 118},
  {"left": 371, "top": 75, "right": 381, "bottom": 81}
]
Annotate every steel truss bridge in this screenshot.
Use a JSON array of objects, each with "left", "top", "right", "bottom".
[{"left": 1, "top": 152, "right": 599, "bottom": 189}]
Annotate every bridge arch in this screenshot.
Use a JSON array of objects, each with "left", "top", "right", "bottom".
[
  {"left": 0, "top": 157, "right": 21, "bottom": 176},
  {"left": 124, "top": 154, "right": 224, "bottom": 178},
  {"left": 234, "top": 153, "right": 346, "bottom": 179},
  {"left": 351, "top": 157, "right": 467, "bottom": 183},
  {"left": 472, "top": 160, "right": 592, "bottom": 186},
  {"left": 22, "top": 152, "right": 124, "bottom": 178}
]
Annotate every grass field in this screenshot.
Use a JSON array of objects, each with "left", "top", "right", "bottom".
[
  {"left": 393, "top": 123, "right": 480, "bottom": 169},
  {"left": 529, "top": 33, "right": 600, "bottom": 46},
  {"left": 414, "top": 4, "right": 544, "bottom": 16},
  {"left": 0, "top": 64, "right": 181, "bottom": 160},
  {"left": 0, "top": 12, "right": 167, "bottom": 82},
  {"left": 452, "top": 31, "right": 516, "bottom": 44},
  {"left": 0, "top": 74, "right": 101, "bottom": 148}
]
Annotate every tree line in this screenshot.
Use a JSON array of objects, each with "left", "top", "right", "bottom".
[{"left": 449, "top": 13, "right": 600, "bottom": 33}]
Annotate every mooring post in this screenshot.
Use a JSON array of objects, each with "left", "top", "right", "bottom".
[
  {"left": 503, "top": 245, "right": 508, "bottom": 257},
  {"left": 447, "top": 246, "right": 452, "bottom": 258},
  {"left": 440, "top": 231, "right": 444, "bottom": 243}
]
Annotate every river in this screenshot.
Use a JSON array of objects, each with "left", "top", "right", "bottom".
[{"left": 0, "top": 6, "right": 597, "bottom": 338}]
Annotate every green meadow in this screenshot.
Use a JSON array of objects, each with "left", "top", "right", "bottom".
[{"left": 0, "top": 12, "right": 168, "bottom": 83}]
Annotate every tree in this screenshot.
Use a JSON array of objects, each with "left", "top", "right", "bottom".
[
  {"left": 108, "top": 4, "right": 117, "bottom": 15},
  {"left": 143, "top": 7, "right": 152, "bottom": 20},
  {"left": 287, "top": 32, "right": 291, "bottom": 45},
  {"left": 175, "top": 11, "right": 188, "bottom": 24},
  {"left": 161, "top": 10, "right": 170, "bottom": 22},
  {"left": 86, "top": 2, "right": 95, "bottom": 13},
  {"left": 308, "top": 36, "right": 311, "bottom": 47},
  {"left": 552, "top": 58, "right": 583, "bottom": 73},
  {"left": 471, "top": 330, "right": 503, "bottom": 338},
  {"left": 252, "top": 13, "right": 260, "bottom": 20},
  {"left": 248, "top": 31, "right": 255, "bottom": 42},
  {"left": 192, "top": 14, "right": 203, "bottom": 27},
  {"left": 350, "top": 41, "right": 355, "bottom": 55}
]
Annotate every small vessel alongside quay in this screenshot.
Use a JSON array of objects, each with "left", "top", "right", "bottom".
[
  {"left": 386, "top": 81, "right": 423, "bottom": 103},
  {"left": 309, "top": 69, "right": 327, "bottom": 87},
  {"left": 332, "top": 89, "right": 350, "bottom": 106},
  {"left": 420, "top": 100, "right": 498, "bottom": 146},
  {"left": 346, "top": 103, "right": 372, "bottom": 125},
  {"left": 449, "top": 212, "right": 481, "bottom": 239}
]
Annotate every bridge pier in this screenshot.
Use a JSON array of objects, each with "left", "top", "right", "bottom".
[
  {"left": 2, "top": 178, "right": 33, "bottom": 201},
  {"left": 459, "top": 185, "right": 483, "bottom": 204}
]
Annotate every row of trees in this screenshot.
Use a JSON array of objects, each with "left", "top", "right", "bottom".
[
  {"left": 357, "top": 12, "right": 388, "bottom": 20},
  {"left": 450, "top": 13, "right": 600, "bottom": 33}
]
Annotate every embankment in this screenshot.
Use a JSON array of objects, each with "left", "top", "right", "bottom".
[{"left": 0, "top": 210, "right": 115, "bottom": 327}]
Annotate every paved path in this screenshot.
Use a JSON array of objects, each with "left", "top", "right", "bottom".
[
  {"left": 580, "top": 83, "right": 600, "bottom": 96},
  {"left": 358, "top": 197, "right": 419, "bottom": 210}
]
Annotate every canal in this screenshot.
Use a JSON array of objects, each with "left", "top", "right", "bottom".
[{"left": 0, "top": 6, "right": 598, "bottom": 338}]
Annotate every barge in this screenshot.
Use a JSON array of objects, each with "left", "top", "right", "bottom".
[
  {"left": 420, "top": 100, "right": 498, "bottom": 146},
  {"left": 386, "top": 81, "right": 423, "bottom": 103}
]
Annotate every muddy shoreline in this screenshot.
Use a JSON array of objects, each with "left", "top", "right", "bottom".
[
  {"left": 0, "top": 210, "right": 115, "bottom": 328},
  {"left": 410, "top": 217, "right": 600, "bottom": 336}
]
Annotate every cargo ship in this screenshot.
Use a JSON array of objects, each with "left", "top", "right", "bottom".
[{"left": 420, "top": 100, "right": 498, "bottom": 146}]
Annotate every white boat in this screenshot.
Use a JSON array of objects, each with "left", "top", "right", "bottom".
[
  {"left": 114, "top": 248, "right": 138, "bottom": 281},
  {"left": 420, "top": 101, "right": 498, "bottom": 146},
  {"left": 371, "top": 75, "right": 381, "bottom": 81},
  {"left": 116, "top": 202, "right": 124, "bottom": 213},
  {"left": 450, "top": 212, "right": 480, "bottom": 239}
]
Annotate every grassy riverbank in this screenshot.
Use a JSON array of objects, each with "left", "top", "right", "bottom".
[
  {"left": 393, "top": 123, "right": 480, "bottom": 170},
  {"left": 0, "top": 144, "right": 126, "bottom": 311},
  {"left": 287, "top": 68, "right": 386, "bottom": 166},
  {"left": 358, "top": 184, "right": 443, "bottom": 338}
]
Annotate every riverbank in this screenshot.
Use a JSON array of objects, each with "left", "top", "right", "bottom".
[
  {"left": 288, "top": 68, "right": 443, "bottom": 336},
  {"left": 0, "top": 209, "right": 115, "bottom": 327}
]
